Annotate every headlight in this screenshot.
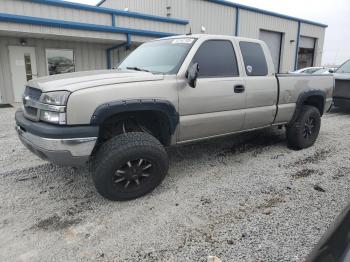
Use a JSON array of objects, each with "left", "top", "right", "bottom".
[
  {"left": 39, "top": 91, "right": 70, "bottom": 125},
  {"left": 40, "top": 110, "right": 67, "bottom": 125},
  {"left": 40, "top": 91, "right": 70, "bottom": 106}
]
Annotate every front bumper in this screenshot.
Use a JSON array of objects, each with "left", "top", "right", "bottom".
[{"left": 15, "top": 110, "right": 99, "bottom": 166}]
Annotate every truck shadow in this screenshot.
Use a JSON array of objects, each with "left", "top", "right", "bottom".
[
  {"left": 167, "top": 127, "right": 286, "bottom": 164},
  {"left": 328, "top": 106, "right": 350, "bottom": 115}
]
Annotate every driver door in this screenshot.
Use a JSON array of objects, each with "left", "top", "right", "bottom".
[{"left": 178, "top": 39, "right": 246, "bottom": 142}]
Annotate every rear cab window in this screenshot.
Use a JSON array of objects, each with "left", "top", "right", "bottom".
[
  {"left": 191, "top": 40, "right": 239, "bottom": 78},
  {"left": 239, "top": 41, "right": 268, "bottom": 76}
]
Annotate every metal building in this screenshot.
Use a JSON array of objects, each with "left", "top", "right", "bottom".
[{"left": 0, "top": 0, "right": 327, "bottom": 104}]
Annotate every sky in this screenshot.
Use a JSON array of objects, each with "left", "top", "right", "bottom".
[{"left": 67, "top": 0, "right": 350, "bottom": 65}]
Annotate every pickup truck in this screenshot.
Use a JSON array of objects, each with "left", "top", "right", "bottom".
[
  {"left": 15, "top": 34, "right": 334, "bottom": 201},
  {"left": 332, "top": 59, "right": 350, "bottom": 109}
]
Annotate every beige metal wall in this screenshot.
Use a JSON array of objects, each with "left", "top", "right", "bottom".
[
  {"left": 300, "top": 23, "right": 325, "bottom": 66},
  {"left": 116, "top": 17, "right": 185, "bottom": 34},
  {"left": 186, "top": 0, "right": 235, "bottom": 35},
  {"left": 1, "top": 0, "right": 111, "bottom": 26},
  {"left": 239, "top": 9, "right": 299, "bottom": 73},
  {"left": 0, "top": 21, "right": 127, "bottom": 43},
  {"left": 0, "top": 36, "right": 110, "bottom": 103},
  {"left": 101, "top": 0, "right": 235, "bottom": 35},
  {"left": 0, "top": 0, "right": 186, "bottom": 37},
  {"left": 101, "top": 0, "right": 325, "bottom": 72},
  {"left": 110, "top": 45, "right": 138, "bottom": 68},
  {"left": 100, "top": 0, "right": 183, "bottom": 17}
]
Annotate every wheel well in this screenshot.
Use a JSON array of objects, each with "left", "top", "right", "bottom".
[
  {"left": 303, "top": 95, "right": 324, "bottom": 115},
  {"left": 98, "top": 110, "right": 172, "bottom": 146}
]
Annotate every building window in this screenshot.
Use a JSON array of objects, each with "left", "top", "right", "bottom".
[
  {"left": 24, "top": 54, "right": 33, "bottom": 81},
  {"left": 297, "top": 37, "right": 316, "bottom": 69},
  {"left": 46, "top": 49, "right": 75, "bottom": 75}
]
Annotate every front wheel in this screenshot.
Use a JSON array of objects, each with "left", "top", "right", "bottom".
[
  {"left": 286, "top": 105, "right": 321, "bottom": 150},
  {"left": 92, "top": 132, "right": 169, "bottom": 201}
]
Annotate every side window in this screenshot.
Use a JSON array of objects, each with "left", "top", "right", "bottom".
[
  {"left": 239, "top": 42, "right": 268, "bottom": 76},
  {"left": 192, "top": 40, "right": 239, "bottom": 77}
]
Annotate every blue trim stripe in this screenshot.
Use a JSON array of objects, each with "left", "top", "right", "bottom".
[
  {"left": 294, "top": 22, "right": 301, "bottom": 70},
  {"left": 207, "top": 0, "right": 328, "bottom": 28},
  {"left": 30, "top": 0, "right": 189, "bottom": 25},
  {"left": 0, "top": 13, "right": 176, "bottom": 38}
]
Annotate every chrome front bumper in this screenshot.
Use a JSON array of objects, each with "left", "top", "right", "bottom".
[
  {"left": 16, "top": 125, "right": 97, "bottom": 166},
  {"left": 15, "top": 110, "right": 98, "bottom": 166}
]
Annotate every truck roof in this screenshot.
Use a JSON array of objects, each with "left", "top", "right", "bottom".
[{"left": 157, "top": 34, "right": 264, "bottom": 44}]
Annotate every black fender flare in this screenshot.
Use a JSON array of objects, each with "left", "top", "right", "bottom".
[
  {"left": 289, "top": 90, "right": 326, "bottom": 124},
  {"left": 90, "top": 99, "right": 179, "bottom": 134}
]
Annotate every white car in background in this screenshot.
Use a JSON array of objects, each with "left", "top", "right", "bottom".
[
  {"left": 289, "top": 67, "right": 325, "bottom": 74},
  {"left": 313, "top": 68, "right": 333, "bottom": 74}
]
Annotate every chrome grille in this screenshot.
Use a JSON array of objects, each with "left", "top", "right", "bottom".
[
  {"left": 25, "top": 106, "right": 38, "bottom": 116},
  {"left": 23, "top": 86, "right": 42, "bottom": 121},
  {"left": 24, "top": 86, "right": 42, "bottom": 101}
]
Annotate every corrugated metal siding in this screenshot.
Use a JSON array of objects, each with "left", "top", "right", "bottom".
[
  {"left": 102, "top": 0, "right": 189, "bottom": 19},
  {"left": 0, "top": 0, "right": 186, "bottom": 38},
  {"left": 110, "top": 45, "right": 138, "bottom": 68},
  {"left": 101, "top": 0, "right": 171, "bottom": 17},
  {"left": 0, "top": 0, "right": 111, "bottom": 26},
  {"left": 102, "top": 0, "right": 235, "bottom": 35},
  {"left": 300, "top": 23, "right": 325, "bottom": 66},
  {"left": 239, "top": 9, "right": 299, "bottom": 72},
  {"left": 187, "top": 0, "right": 235, "bottom": 35},
  {"left": 0, "top": 22, "right": 127, "bottom": 43},
  {"left": 117, "top": 17, "right": 185, "bottom": 34},
  {"left": 0, "top": 36, "right": 109, "bottom": 103}
]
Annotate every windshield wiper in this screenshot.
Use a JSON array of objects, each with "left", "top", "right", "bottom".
[{"left": 126, "top": 66, "right": 150, "bottom": 72}]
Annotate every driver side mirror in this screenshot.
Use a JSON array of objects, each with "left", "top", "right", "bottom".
[
  {"left": 186, "top": 63, "right": 199, "bottom": 88},
  {"left": 328, "top": 69, "right": 334, "bottom": 73}
]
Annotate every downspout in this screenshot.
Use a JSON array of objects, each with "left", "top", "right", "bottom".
[
  {"left": 294, "top": 21, "right": 301, "bottom": 70},
  {"left": 235, "top": 7, "right": 240, "bottom": 36},
  {"left": 107, "top": 33, "right": 132, "bottom": 69}
]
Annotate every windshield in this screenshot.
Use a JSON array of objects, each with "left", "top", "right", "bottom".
[
  {"left": 118, "top": 38, "right": 196, "bottom": 74},
  {"left": 336, "top": 60, "right": 350, "bottom": 73}
]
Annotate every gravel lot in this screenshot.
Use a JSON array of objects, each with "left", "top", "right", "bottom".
[{"left": 1, "top": 106, "right": 350, "bottom": 262}]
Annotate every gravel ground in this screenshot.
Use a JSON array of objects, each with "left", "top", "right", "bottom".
[{"left": 0, "top": 106, "right": 349, "bottom": 262}]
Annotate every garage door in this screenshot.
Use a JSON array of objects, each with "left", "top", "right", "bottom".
[
  {"left": 298, "top": 36, "right": 316, "bottom": 69},
  {"left": 259, "top": 30, "right": 282, "bottom": 73}
]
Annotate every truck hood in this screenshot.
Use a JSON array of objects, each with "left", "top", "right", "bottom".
[{"left": 27, "top": 70, "right": 164, "bottom": 92}]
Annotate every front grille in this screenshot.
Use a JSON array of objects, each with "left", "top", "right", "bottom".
[
  {"left": 25, "top": 106, "right": 38, "bottom": 116},
  {"left": 23, "top": 86, "right": 42, "bottom": 121},
  {"left": 24, "top": 86, "right": 42, "bottom": 101}
]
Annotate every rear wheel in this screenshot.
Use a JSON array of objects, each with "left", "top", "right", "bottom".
[
  {"left": 92, "top": 132, "right": 169, "bottom": 201},
  {"left": 286, "top": 105, "right": 321, "bottom": 150}
]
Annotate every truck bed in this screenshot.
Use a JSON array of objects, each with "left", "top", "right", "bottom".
[{"left": 273, "top": 74, "right": 334, "bottom": 124}]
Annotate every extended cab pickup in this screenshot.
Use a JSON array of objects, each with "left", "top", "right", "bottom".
[{"left": 15, "top": 34, "right": 334, "bottom": 200}]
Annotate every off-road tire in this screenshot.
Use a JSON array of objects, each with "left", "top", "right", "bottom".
[
  {"left": 92, "top": 132, "right": 169, "bottom": 201},
  {"left": 286, "top": 105, "right": 321, "bottom": 150}
]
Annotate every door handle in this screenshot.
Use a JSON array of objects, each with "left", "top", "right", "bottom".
[{"left": 234, "top": 85, "right": 245, "bottom": 93}]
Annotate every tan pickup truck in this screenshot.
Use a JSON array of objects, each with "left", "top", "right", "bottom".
[{"left": 15, "top": 34, "right": 334, "bottom": 200}]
